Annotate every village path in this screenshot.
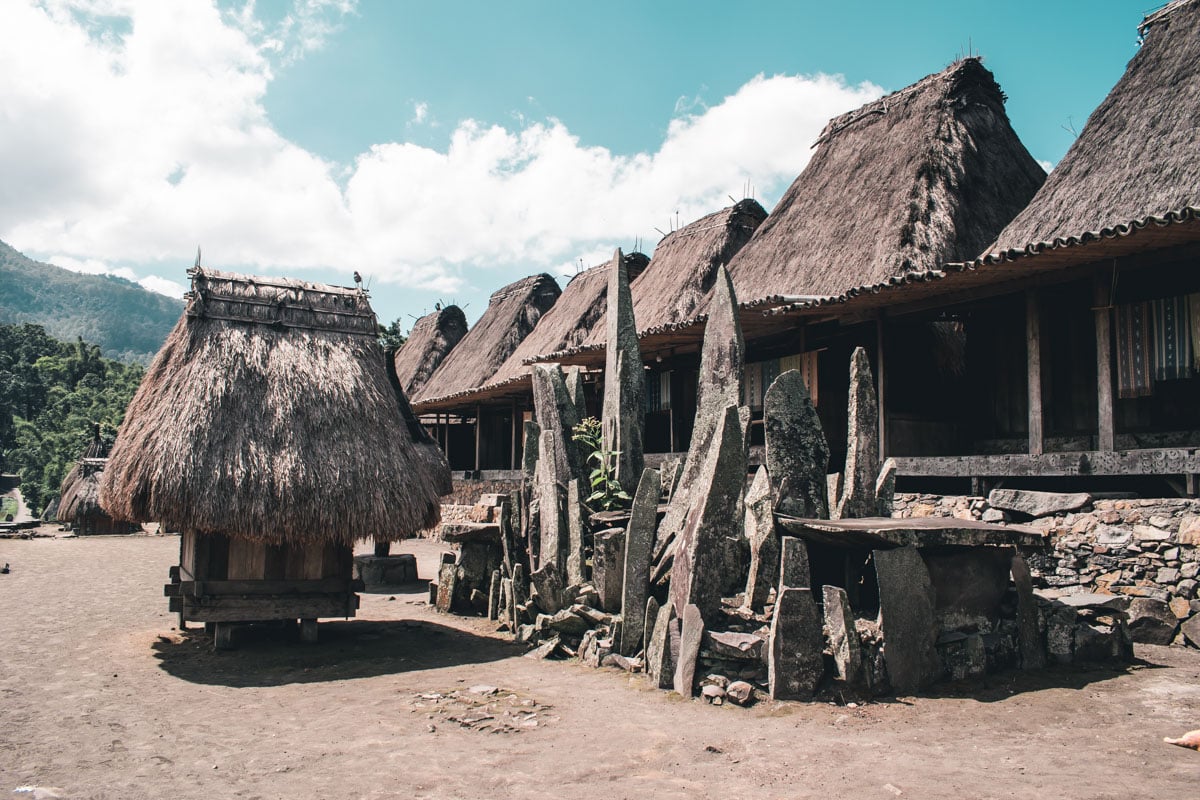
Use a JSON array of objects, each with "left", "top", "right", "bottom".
[{"left": 1, "top": 533, "right": 1199, "bottom": 800}]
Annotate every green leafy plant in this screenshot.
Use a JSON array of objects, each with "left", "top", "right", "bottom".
[{"left": 571, "top": 416, "right": 631, "bottom": 511}]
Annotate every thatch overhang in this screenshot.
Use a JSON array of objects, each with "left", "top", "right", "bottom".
[
  {"left": 529, "top": 200, "right": 769, "bottom": 367},
  {"left": 410, "top": 273, "right": 562, "bottom": 410},
  {"left": 59, "top": 458, "right": 106, "bottom": 521},
  {"left": 393, "top": 305, "right": 468, "bottom": 397},
  {"left": 987, "top": 0, "right": 1200, "bottom": 254},
  {"left": 412, "top": 254, "right": 648, "bottom": 413},
  {"left": 99, "top": 267, "right": 450, "bottom": 545}
]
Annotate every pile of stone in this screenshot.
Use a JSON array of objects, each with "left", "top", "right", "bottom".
[{"left": 893, "top": 490, "right": 1200, "bottom": 649}]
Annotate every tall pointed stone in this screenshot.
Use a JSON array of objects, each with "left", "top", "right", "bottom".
[
  {"left": 565, "top": 366, "right": 587, "bottom": 418},
  {"left": 767, "top": 587, "right": 825, "bottom": 699},
  {"left": 565, "top": 479, "right": 586, "bottom": 586},
  {"left": 765, "top": 369, "right": 829, "bottom": 519},
  {"left": 669, "top": 404, "right": 747, "bottom": 620},
  {"left": 743, "top": 466, "right": 779, "bottom": 610},
  {"left": 834, "top": 347, "right": 880, "bottom": 520},
  {"left": 657, "top": 266, "right": 745, "bottom": 557},
  {"left": 823, "top": 584, "right": 862, "bottom": 683},
  {"left": 875, "top": 457, "right": 897, "bottom": 517},
  {"left": 531, "top": 363, "right": 582, "bottom": 479},
  {"left": 601, "top": 248, "right": 645, "bottom": 493},
  {"left": 535, "top": 429, "right": 564, "bottom": 573},
  {"left": 619, "top": 467, "right": 660, "bottom": 655}
]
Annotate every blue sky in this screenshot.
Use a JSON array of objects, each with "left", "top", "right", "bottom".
[{"left": 0, "top": 1, "right": 1150, "bottom": 330}]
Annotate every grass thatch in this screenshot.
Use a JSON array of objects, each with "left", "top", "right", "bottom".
[
  {"left": 727, "top": 58, "right": 1045, "bottom": 303},
  {"left": 99, "top": 268, "right": 450, "bottom": 545},
  {"left": 989, "top": 1, "right": 1200, "bottom": 253},
  {"left": 59, "top": 460, "right": 105, "bottom": 521},
  {"left": 411, "top": 274, "right": 561, "bottom": 406},
  {"left": 393, "top": 305, "right": 468, "bottom": 397}
]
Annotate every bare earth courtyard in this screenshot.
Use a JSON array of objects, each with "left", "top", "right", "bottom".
[{"left": 2, "top": 534, "right": 1199, "bottom": 800}]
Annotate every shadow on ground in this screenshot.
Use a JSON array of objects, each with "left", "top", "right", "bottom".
[
  {"left": 916, "top": 656, "right": 1168, "bottom": 703},
  {"left": 152, "top": 618, "right": 522, "bottom": 688}
]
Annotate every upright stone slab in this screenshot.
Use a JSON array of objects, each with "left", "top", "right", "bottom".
[
  {"left": 764, "top": 370, "right": 830, "bottom": 518},
  {"left": 674, "top": 603, "right": 704, "bottom": 696},
  {"left": 744, "top": 466, "right": 779, "bottom": 609},
  {"left": 565, "top": 480, "right": 586, "bottom": 586},
  {"left": 601, "top": 248, "right": 645, "bottom": 493},
  {"left": 1010, "top": 550, "right": 1046, "bottom": 670},
  {"left": 657, "top": 266, "right": 745, "bottom": 557},
  {"left": 565, "top": 366, "right": 587, "bottom": 418},
  {"left": 531, "top": 363, "right": 582, "bottom": 478},
  {"left": 767, "top": 587, "right": 825, "bottom": 700},
  {"left": 592, "top": 527, "right": 627, "bottom": 612},
  {"left": 643, "top": 596, "right": 660, "bottom": 656},
  {"left": 834, "top": 347, "right": 880, "bottom": 520},
  {"left": 875, "top": 458, "right": 897, "bottom": 517},
  {"left": 535, "top": 429, "right": 565, "bottom": 573},
  {"left": 521, "top": 421, "right": 541, "bottom": 477},
  {"left": 823, "top": 584, "right": 862, "bottom": 682},
  {"left": 669, "top": 404, "right": 747, "bottom": 620},
  {"left": 487, "top": 569, "right": 502, "bottom": 620},
  {"left": 619, "top": 467, "right": 660, "bottom": 655},
  {"left": 874, "top": 546, "right": 941, "bottom": 693},
  {"left": 530, "top": 562, "right": 565, "bottom": 615},
  {"left": 646, "top": 601, "right": 677, "bottom": 689},
  {"left": 778, "top": 536, "right": 811, "bottom": 591}
]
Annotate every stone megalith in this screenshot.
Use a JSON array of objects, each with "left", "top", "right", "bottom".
[
  {"left": 565, "top": 366, "right": 587, "bottom": 418},
  {"left": 658, "top": 265, "right": 745, "bottom": 557},
  {"left": 764, "top": 369, "right": 830, "bottom": 519},
  {"left": 823, "top": 584, "right": 862, "bottom": 683},
  {"left": 743, "top": 466, "right": 779, "bottom": 610},
  {"left": 834, "top": 347, "right": 880, "bottom": 520},
  {"left": 669, "top": 403, "right": 747, "bottom": 620},
  {"left": 674, "top": 603, "right": 704, "bottom": 696},
  {"left": 531, "top": 363, "right": 582, "bottom": 479},
  {"left": 778, "top": 536, "right": 811, "bottom": 591},
  {"left": 875, "top": 457, "right": 897, "bottom": 517},
  {"left": 768, "top": 587, "right": 825, "bottom": 699},
  {"left": 874, "top": 546, "right": 941, "bottom": 693},
  {"left": 619, "top": 467, "right": 660, "bottom": 655},
  {"left": 565, "top": 480, "right": 586, "bottom": 586},
  {"left": 601, "top": 248, "right": 645, "bottom": 493},
  {"left": 646, "top": 600, "right": 678, "bottom": 689}
]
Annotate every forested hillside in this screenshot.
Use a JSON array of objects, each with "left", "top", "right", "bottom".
[
  {"left": 0, "top": 240, "right": 182, "bottom": 363},
  {"left": 0, "top": 323, "right": 144, "bottom": 515}
]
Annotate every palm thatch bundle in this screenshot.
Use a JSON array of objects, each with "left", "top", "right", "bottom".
[
  {"left": 412, "top": 274, "right": 561, "bottom": 407},
  {"left": 99, "top": 268, "right": 450, "bottom": 545},
  {"left": 989, "top": 0, "right": 1200, "bottom": 253},
  {"left": 727, "top": 58, "right": 1045, "bottom": 303},
  {"left": 393, "top": 305, "right": 468, "bottom": 397}
]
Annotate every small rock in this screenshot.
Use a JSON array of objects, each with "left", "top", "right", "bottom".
[
  {"left": 725, "top": 681, "right": 754, "bottom": 706},
  {"left": 981, "top": 508, "right": 1007, "bottom": 523},
  {"left": 701, "top": 684, "right": 726, "bottom": 703},
  {"left": 1169, "top": 597, "right": 1192, "bottom": 620},
  {"left": 1127, "top": 598, "right": 1178, "bottom": 645},
  {"left": 1134, "top": 525, "right": 1171, "bottom": 543},
  {"left": 469, "top": 685, "right": 499, "bottom": 696}
]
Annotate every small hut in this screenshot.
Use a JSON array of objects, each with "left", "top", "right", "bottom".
[
  {"left": 411, "top": 273, "right": 561, "bottom": 470},
  {"left": 57, "top": 424, "right": 137, "bottom": 535},
  {"left": 100, "top": 268, "right": 450, "bottom": 645},
  {"left": 393, "top": 304, "right": 468, "bottom": 398}
]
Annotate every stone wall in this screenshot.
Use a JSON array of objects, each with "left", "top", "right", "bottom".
[{"left": 892, "top": 492, "right": 1200, "bottom": 647}]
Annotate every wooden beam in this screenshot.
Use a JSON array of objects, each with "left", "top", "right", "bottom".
[
  {"left": 892, "top": 448, "right": 1200, "bottom": 477},
  {"left": 1026, "top": 290, "right": 1043, "bottom": 456},
  {"left": 474, "top": 404, "right": 483, "bottom": 472},
  {"left": 876, "top": 316, "right": 887, "bottom": 458},
  {"left": 510, "top": 401, "right": 520, "bottom": 471},
  {"left": 1094, "top": 272, "right": 1115, "bottom": 451}
]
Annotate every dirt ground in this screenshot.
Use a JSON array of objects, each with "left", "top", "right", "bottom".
[{"left": 2, "top": 533, "right": 1200, "bottom": 800}]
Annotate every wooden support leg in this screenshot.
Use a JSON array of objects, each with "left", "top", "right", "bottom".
[
  {"left": 300, "top": 618, "right": 319, "bottom": 643},
  {"left": 1187, "top": 474, "right": 1199, "bottom": 498},
  {"left": 373, "top": 540, "right": 390, "bottom": 557},
  {"left": 177, "top": 612, "right": 187, "bottom": 631},
  {"left": 213, "top": 622, "right": 235, "bottom": 650},
  {"left": 204, "top": 621, "right": 216, "bottom": 635}
]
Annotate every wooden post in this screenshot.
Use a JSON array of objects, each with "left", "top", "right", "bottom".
[
  {"left": 474, "top": 404, "right": 483, "bottom": 473},
  {"left": 1026, "top": 290, "right": 1043, "bottom": 456},
  {"left": 876, "top": 316, "right": 887, "bottom": 458},
  {"left": 299, "top": 618, "right": 318, "bottom": 644},
  {"left": 512, "top": 400, "right": 521, "bottom": 470},
  {"left": 1094, "top": 273, "right": 1115, "bottom": 451}
]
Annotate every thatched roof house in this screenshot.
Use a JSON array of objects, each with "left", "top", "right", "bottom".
[
  {"left": 99, "top": 268, "right": 450, "bottom": 544},
  {"left": 58, "top": 426, "right": 135, "bottom": 534},
  {"left": 729, "top": 57, "right": 1043, "bottom": 307},
  {"left": 988, "top": 1, "right": 1200, "bottom": 254},
  {"left": 393, "top": 305, "right": 468, "bottom": 397},
  {"left": 411, "top": 273, "right": 561, "bottom": 409}
]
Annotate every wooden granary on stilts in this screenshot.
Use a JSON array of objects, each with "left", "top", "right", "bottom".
[{"left": 99, "top": 268, "right": 450, "bottom": 647}]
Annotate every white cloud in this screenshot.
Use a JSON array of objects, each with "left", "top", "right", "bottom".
[
  {"left": 1037, "top": 159, "right": 1054, "bottom": 173},
  {"left": 0, "top": 0, "right": 882, "bottom": 302},
  {"left": 48, "top": 254, "right": 187, "bottom": 297},
  {"left": 412, "top": 101, "right": 429, "bottom": 125}
]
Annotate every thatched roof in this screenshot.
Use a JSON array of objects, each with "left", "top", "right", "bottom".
[
  {"left": 988, "top": 0, "right": 1200, "bottom": 253},
  {"left": 59, "top": 460, "right": 105, "bottom": 521},
  {"left": 411, "top": 273, "right": 561, "bottom": 407},
  {"left": 99, "top": 268, "right": 450, "bottom": 545},
  {"left": 393, "top": 305, "right": 468, "bottom": 397},
  {"left": 727, "top": 57, "right": 1045, "bottom": 304}
]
